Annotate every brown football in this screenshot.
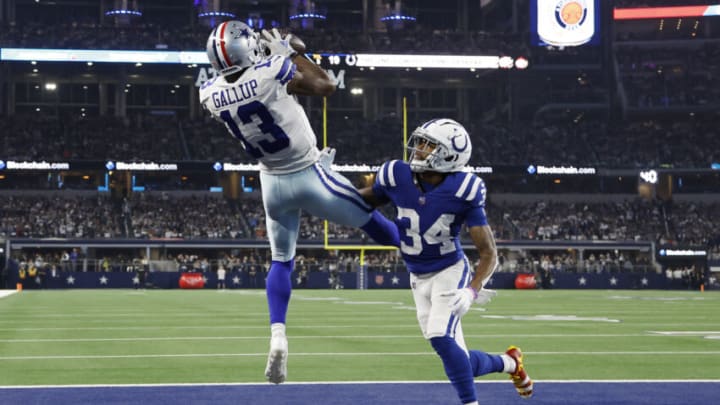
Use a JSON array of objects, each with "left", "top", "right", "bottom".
[
  {"left": 277, "top": 28, "right": 306, "bottom": 53},
  {"left": 289, "top": 34, "right": 306, "bottom": 53}
]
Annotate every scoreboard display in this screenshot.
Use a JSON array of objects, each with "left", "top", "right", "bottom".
[{"left": 530, "top": 0, "right": 602, "bottom": 47}]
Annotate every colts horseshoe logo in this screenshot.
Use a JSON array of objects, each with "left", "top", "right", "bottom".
[{"left": 451, "top": 134, "right": 468, "bottom": 152}]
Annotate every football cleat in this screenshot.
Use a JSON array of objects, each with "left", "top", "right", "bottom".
[
  {"left": 265, "top": 335, "right": 288, "bottom": 384},
  {"left": 506, "top": 345, "right": 533, "bottom": 399}
]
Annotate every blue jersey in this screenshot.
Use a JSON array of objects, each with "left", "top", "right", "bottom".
[{"left": 373, "top": 160, "right": 488, "bottom": 274}]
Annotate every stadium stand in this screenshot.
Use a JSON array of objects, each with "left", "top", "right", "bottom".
[{"left": 0, "top": 0, "right": 718, "bottom": 291}]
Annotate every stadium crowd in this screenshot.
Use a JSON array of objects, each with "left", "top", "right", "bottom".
[
  {"left": 2, "top": 2, "right": 718, "bottom": 288},
  {"left": 2, "top": 114, "right": 719, "bottom": 169},
  {"left": 616, "top": 44, "right": 720, "bottom": 109},
  {"left": 1, "top": 194, "right": 718, "bottom": 248},
  {"left": 0, "top": 19, "right": 526, "bottom": 54}
]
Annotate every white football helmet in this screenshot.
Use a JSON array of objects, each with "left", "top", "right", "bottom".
[
  {"left": 408, "top": 118, "right": 472, "bottom": 173},
  {"left": 206, "top": 21, "right": 261, "bottom": 75}
]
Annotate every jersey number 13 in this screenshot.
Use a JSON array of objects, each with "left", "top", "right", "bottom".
[{"left": 219, "top": 100, "right": 290, "bottom": 159}]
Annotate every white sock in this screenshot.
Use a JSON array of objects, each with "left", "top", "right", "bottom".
[
  {"left": 271, "top": 323, "right": 286, "bottom": 338},
  {"left": 464, "top": 402, "right": 479, "bottom": 405},
  {"left": 501, "top": 354, "right": 517, "bottom": 373}
]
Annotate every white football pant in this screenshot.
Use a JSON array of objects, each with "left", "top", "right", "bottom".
[
  {"left": 260, "top": 161, "right": 373, "bottom": 262},
  {"left": 410, "top": 257, "right": 473, "bottom": 351}
]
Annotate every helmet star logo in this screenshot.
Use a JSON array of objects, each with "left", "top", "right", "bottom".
[{"left": 239, "top": 28, "right": 251, "bottom": 38}]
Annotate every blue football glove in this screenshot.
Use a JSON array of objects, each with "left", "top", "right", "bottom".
[{"left": 440, "top": 287, "right": 497, "bottom": 318}]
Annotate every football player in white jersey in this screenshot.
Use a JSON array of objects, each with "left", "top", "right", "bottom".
[
  {"left": 199, "top": 21, "right": 399, "bottom": 384},
  {"left": 360, "top": 119, "right": 533, "bottom": 404}
]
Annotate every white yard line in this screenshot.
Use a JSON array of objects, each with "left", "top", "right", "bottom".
[
  {"left": 0, "top": 333, "right": 672, "bottom": 343},
  {"left": 0, "top": 325, "right": 420, "bottom": 331},
  {"left": 0, "top": 290, "right": 19, "bottom": 299},
  {"left": 1, "top": 379, "right": 720, "bottom": 390},
  {"left": 2, "top": 351, "right": 720, "bottom": 361}
]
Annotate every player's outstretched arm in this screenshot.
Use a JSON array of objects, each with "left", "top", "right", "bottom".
[
  {"left": 287, "top": 55, "right": 336, "bottom": 97},
  {"left": 260, "top": 28, "right": 335, "bottom": 97},
  {"left": 358, "top": 186, "right": 388, "bottom": 208}
]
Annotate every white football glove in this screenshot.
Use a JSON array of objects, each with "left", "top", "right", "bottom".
[
  {"left": 440, "top": 287, "right": 497, "bottom": 318},
  {"left": 260, "top": 28, "right": 297, "bottom": 58},
  {"left": 318, "top": 147, "right": 336, "bottom": 169}
]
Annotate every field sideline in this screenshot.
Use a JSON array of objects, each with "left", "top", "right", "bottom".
[{"left": 0, "top": 289, "right": 718, "bottom": 390}]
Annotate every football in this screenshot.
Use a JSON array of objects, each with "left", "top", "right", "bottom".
[
  {"left": 277, "top": 28, "right": 306, "bottom": 53},
  {"left": 288, "top": 34, "right": 306, "bottom": 54}
]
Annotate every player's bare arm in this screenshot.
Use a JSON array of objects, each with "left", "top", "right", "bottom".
[
  {"left": 357, "top": 186, "right": 387, "bottom": 208},
  {"left": 467, "top": 224, "right": 498, "bottom": 292},
  {"left": 259, "top": 28, "right": 336, "bottom": 97},
  {"left": 287, "top": 55, "right": 336, "bottom": 97}
]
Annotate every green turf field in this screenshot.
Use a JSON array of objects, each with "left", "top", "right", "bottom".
[{"left": 0, "top": 289, "right": 718, "bottom": 386}]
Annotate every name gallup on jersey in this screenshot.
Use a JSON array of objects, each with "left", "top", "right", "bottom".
[{"left": 210, "top": 79, "right": 259, "bottom": 109}]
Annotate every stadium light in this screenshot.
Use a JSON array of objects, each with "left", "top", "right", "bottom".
[
  {"left": 105, "top": 0, "right": 142, "bottom": 18},
  {"left": 380, "top": 14, "right": 416, "bottom": 22},
  {"left": 380, "top": 1, "right": 416, "bottom": 30},
  {"left": 197, "top": 11, "right": 236, "bottom": 18},
  {"left": 44, "top": 83, "right": 57, "bottom": 91},
  {"left": 289, "top": 13, "right": 327, "bottom": 20},
  {"left": 0, "top": 48, "right": 529, "bottom": 70},
  {"left": 105, "top": 10, "right": 142, "bottom": 17},
  {"left": 195, "top": 0, "right": 235, "bottom": 26}
]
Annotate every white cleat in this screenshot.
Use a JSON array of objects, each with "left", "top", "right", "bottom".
[{"left": 264, "top": 335, "right": 288, "bottom": 384}]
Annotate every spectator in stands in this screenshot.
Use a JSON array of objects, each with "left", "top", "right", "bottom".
[{"left": 217, "top": 264, "right": 226, "bottom": 290}]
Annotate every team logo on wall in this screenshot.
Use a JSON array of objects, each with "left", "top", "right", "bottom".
[{"left": 537, "top": 0, "right": 595, "bottom": 47}]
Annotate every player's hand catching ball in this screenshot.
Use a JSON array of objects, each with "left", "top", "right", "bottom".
[{"left": 260, "top": 28, "right": 304, "bottom": 58}]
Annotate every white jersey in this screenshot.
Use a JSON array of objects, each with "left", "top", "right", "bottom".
[{"left": 199, "top": 55, "right": 320, "bottom": 174}]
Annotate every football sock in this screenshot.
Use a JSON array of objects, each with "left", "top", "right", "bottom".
[
  {"left": 430, "top": 336, "right": 476, "bottom": 404},
  {"left": 266, "top": 259, "right": 294, "bottom": 324},
  {"left": 500, "top": 354, "right": 517, "bottom": 373},
  {"left": 360, "top": 210, "right": 400, "bottom": 247},
  {"left": 468, "top": 350, "right": 505, "bottom": 376},
  {"left": 271, "top": 323, "right": 286, "bottom": 338}
]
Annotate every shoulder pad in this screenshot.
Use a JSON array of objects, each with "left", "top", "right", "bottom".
[
  {"left": 454, "top": 173, "right": 487, "bottom": 206},
  {"left": 376, "top": 160, "right": 408, "bottom": 188},
  {"left": 254, "top": 55, "right": 296, "bottom": 85}
]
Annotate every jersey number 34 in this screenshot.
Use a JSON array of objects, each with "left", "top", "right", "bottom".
[{"left": 398, "top": 207, "right": 456, "bottom": 256}]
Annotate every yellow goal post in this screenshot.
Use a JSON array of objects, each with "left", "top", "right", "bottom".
[{"left": 321, "top": 96, "right": 409, "bottom": 267}]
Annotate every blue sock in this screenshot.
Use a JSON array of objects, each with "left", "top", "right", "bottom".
[
  {"left": 430, "top": 336, "right": 476, "bottom": 404},
  {"left": 468, "top": 350, "right": 505, "bottom": 377},
  {"left": 266, "top": 260, "right": 294, "bottom": 324},
  {"left": 360, "top": 210, "right": 400, "bottom": 247}
]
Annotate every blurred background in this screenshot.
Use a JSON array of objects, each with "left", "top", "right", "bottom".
[{"left": 0, "top": 0, "right": 718, "bottom": 291}]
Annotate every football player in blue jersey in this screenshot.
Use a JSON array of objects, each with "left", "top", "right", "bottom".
[
  {"left": 199, "top": 22, "right": 399, "bottom": 384},
  {"left": 360, "top": 118, "right": 533, "bottom": 404}
]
